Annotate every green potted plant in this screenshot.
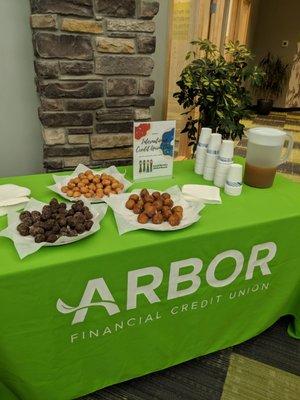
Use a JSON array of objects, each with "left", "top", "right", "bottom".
[
  {"left": 253, "top": 53, "right": 289, "bottom": 115},
  {"left": 174, "top": 39, "right": 264, "bottom": 155}
]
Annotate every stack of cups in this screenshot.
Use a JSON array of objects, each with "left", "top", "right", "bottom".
[
  {"left": 224, "top": 164, "right": 243, "bottom": 196},
  {"left": 203, "top": 133, "right": 222, "bottom": 181},
  {"left": 194, "top": 127, "right": 212, "bottom": 175},
  {"left": 214, "top": 140, "right": 234, "bottom": 188}
]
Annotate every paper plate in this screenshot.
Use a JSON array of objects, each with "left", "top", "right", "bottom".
[
  {"left": 0, "top": 198, "right": 30, "bottom": 217},
  {"left": 105, "top": 186, "right": 205, "bottom": 235},
  {"left": 48, "top": 164, "right": 132, "bottom": 204},
  {"left": 0, "top": 198, "right": 108, "bottom": 259}
]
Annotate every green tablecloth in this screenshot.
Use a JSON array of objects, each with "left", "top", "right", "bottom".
[{"left": 0, "top": 159, "right": 299, "bottom": 400}]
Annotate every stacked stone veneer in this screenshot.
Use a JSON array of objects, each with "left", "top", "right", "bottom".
[{"left": 29, "top": 0, "right": 159, "bottom": 171}]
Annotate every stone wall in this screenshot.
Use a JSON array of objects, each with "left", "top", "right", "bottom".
[{"left": 29, "top": 0, "right": 158, "bottom": 171}]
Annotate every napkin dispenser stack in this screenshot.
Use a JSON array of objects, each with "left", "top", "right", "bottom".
[
  {"left": 194, "top": 127, "right": 243, "bottom": 196},
  {"left": 0, "top": 185, "right": 31, "bottom": 216}
]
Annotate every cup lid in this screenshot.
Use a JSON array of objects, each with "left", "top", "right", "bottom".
[
  {"left": 219, "top": 140, "right": 234, "bottom": 158},
  {"left": 248, "top": 127, "right": 287, "bottom": 146}
]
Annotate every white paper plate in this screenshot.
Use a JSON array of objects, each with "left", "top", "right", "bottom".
[
  {"left": 0, "top": 198, "right": 108, "bottom": 259},
  {"left": 48, "top": 164, "right": 133, "bottom": 204},
  {"left": 105, "top": 186, "right": 205, "bottom": 235},
  {"left": 0, "top": 200, "right": 30, "bottom": 217}
]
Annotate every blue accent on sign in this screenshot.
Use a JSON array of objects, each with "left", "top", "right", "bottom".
[{"left": 160, "top": 128, "right": 174, "bottom": 156}]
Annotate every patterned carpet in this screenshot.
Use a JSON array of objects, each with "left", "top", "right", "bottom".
[
  {"left": 237, "top": 111, "right": 300, "bottom": 182},
  {"left": 78, "top": 317, "right": 300, "bottom": 400}
]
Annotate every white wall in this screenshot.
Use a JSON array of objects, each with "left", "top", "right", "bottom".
[
  {"left": 152, "top": 0, "right": 171, "bottom": 121},
  {"left": 250, "top": 0, "right": 300, "bottom": 107},
  {"left": 0, "top": 0, "right": 43, "bottom": 178}
]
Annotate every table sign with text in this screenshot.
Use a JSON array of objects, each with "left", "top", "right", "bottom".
[{"left": 133, "top": 120, "right": 176, "bottom": 181}]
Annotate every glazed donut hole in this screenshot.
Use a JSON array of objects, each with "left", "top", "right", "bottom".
[
  {"left": 17, "top": 199, "right": 94, "bottom": 243},
  {"left": 61, "top": 170, "right": 125, "bottom": 199},
  {"left": 168, "top": 213, "right": 181, "bottom": 226},
  {"left": 125, "top": 199, "right": 135, "bottom": 210},
  {"left": 137, "top": 213, "right": 149, "bottom": 224},
  {"left": 129, "top": 194, "right": 140, "bottom": 202},
  {"left": 125, "top": 189, "right": 183, "bottom": 227}
]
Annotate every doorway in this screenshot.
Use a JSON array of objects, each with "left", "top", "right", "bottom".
[{"left": 165, "top": 0, "right": 253, "bottom": 157}]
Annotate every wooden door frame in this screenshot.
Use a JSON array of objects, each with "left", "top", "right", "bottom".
[
  {"left": 162, "top": 0, "right": 175, "bottom": 120},
  {"left": 226, "top": 0, "right": 252, "bottom": 45}
]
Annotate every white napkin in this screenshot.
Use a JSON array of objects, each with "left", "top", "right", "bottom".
[
  {"left": 0, "top": 184, "right": 31, "bottom": 216},
  {"left": 182, "top": 184, "right": 222, "bottom": 204}
]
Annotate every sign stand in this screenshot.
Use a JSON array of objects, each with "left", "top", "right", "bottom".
[{"left": 133, "top": 121, "right": 176, "bottom": 181}]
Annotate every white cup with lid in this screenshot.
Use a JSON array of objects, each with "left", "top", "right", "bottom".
[
  {"left": 203, "top": 166, "right": 215, "bottom": 181},
  {"left": 205, "top": 152, "right": 219, "bottom": 169},
  {"left": 214, "top": 167, "right": 230, "bottom": 187},
  {"left": 194, "top": 149, "right": 207, "bottom": 174},
  {"left": 195, "top": 127, "right": 212, "bottom": 175},
  {"left": 203, "top": 133, "right": 222, "bottom": 180},
  {"left": 198, "top": 127, "right": 212, "bottom": 148},
  {"left": 218, "top": 140, "right": 234, "bottom": 163},
  {"left": 215, "top": 159, "right": 232, "bottom": 172},
  {"left": 225, "top": 163, "right": 243, "bottom": 196},
  {"left": 214, "top": 173, "right": 226, "bottom": 188},
  {"left": 207, "top": 133, "right": 222, "bottom": 153}
]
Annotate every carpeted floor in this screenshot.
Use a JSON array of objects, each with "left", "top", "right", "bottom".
[{"left": 78, "top": 317, "right": 300, "bottom": 400}]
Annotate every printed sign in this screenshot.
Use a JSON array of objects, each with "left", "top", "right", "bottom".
[{"left": 133, "top": 121, "right": 176, "bottom": 181}]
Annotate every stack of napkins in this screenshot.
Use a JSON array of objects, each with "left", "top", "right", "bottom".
[
  {"left": 0, "top": 184, "right": 31, "bottom": 216},
  {"left": 182, "top": 184, "right": 222, "bottom": 204}
]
